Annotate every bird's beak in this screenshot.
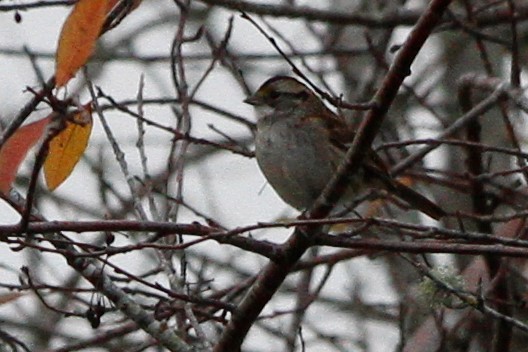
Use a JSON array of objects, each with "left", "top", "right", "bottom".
[{"left": 244, "top": 95, "right": 262, "bottom": 106}]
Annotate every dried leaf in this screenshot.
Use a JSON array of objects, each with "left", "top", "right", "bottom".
[
  {"left": 0, "top": 117, "right": 51, "bottom": 195},
  {"left": 397, "top": 175, "right": 414, "bottom": 187},
  {"left": 44, "top": 110, "right": 93, "bottom": 191},
  {"left": 55, "top": 0, "right": 109, "bottom": 87}
]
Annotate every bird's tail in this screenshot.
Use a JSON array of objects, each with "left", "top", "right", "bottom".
[{"left": 388, "top": 179, "right": 446, "bottom": 220}]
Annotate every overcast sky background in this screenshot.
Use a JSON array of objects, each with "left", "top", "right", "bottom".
[{"left": 0, "top": 2, "right": 406, "bottom": 350}]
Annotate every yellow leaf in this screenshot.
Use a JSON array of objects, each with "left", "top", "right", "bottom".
[
  {"left": 44, "top": 110, "right": 93, "bottom": 191},
  {"left": 55, "top": 0, "right": 109, "bottom": 87}
]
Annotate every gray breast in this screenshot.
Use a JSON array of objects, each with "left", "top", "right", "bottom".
[{"left": 255, "top": 116, "right": 338, "bottom": 209}]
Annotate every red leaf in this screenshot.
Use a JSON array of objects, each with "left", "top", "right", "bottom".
[{"left": 0, "top": 117, "right": 51, "bottom": 194}]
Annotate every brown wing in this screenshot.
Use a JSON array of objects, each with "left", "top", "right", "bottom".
[
  {"left": 326, "top": 113, "right": 445, "bottom": 220},
  {"left": 361, "top": 159, "right": 445, "bottom": 220},
  {"left": 324, "top": 109, "right": 390, "bottom": 173},
  {"left": 322, "top": 110, "right": 355, "bottom": 146}
]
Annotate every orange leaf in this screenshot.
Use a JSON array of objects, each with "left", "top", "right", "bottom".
[
  {"left": 107, "top": 0, "right": 120, "bottom": 10},
  {"left": 55, "top": 0, "right": 109, "bottom": 87},
  {"left": 0, "top": 117, "right": 51, "bottom": 195},
  {"left": 44, "top": 110, "right": 93, "bottom": 191}
]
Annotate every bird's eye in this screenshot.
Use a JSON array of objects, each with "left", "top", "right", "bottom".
[
  {"left": 294, "top": 91, "right": 309, "bottom": 101},
  {"left": 268, "top": 91, "right": 281, "bottom": 100}
]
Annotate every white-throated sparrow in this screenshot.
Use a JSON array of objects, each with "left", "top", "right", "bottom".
[{"left": 245, "top": 76, "right": 445, "bottom": 220}]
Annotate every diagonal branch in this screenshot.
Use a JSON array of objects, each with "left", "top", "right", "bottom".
[{"left": 213, "top": 0, "right": 454, "bottom": 350}]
